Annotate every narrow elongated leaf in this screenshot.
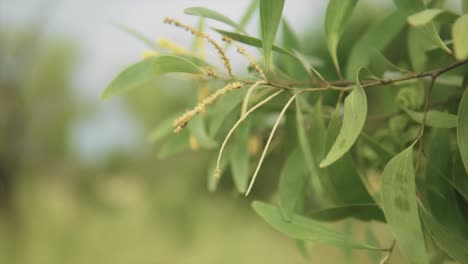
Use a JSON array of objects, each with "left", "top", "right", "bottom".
[
  {"left": 158, "top": 132, "right": 189, "bottom": 159},
  {"left": 325, "top": 0, "right": 358, "bottom": 75},
  {"left": 360, "top": 133, "right": 394, "bottom": 164},
  {"left": 366, "top": 229, "right": 383, "bottom": 263},
  {"left": 453, "top": 14, "right": 468, "bottom": 60},
  {"left": 464, "top": 0, "right": 468, "bottom": 14},
  {"left": 295, "top": 96, "right": 319, "bottom": 188},
  {"left": 452, "top": 152, "right": 468, "bottom": 201},
  {"left": 458, "top": 87, "right": 468, "bottom": 172},
  {"left": 346, "top": 12, "right": 406, "bottom": 78},
  {"left": 148, "top": 113, "right": 183, "bottom": 143},
  {"left": 260, "top": 0, "right": 285, "bottom": 69},
  {"left": 381, "top": 146, "right": 428, "bottom": 263},
  {"left": 306, "top": 204, "right": 385, "bottom": 222},
  {"left": 230, "top": 120, "right": 251, "bottom": 193},
  {"left": 394, "top": 0, "right": 451, "bottom": 54},
  {"left": 320, "top": 68, "right": 367, "bottom": 168},
  {"left": 281, "top": 20, "right": 308, "bottom": 80},
  {"left": 102, "top": 55, "right": 204, "bottom": 100},
  {"left": 102, "top": 58, "right": 157, "bottom": 100},
  {"left": 252, "top": 201, "right": 383, "bottom": 250},
  {"left": 214, "top": 28, "right": 322, "bottom": 79},
  {"left": 187, "top": 115, "right": 217, "bottom": 149},
  {"left": 394, "top": 0, "right": 425, "bottom": 14},
  {"left": 279, "top": 148, "right": 308, "bottom": 221},
  {"left": 324, "top": 110, "right": 375, "bottom": 206},
  {"left": 239, "top": 0, "right": 259, "bottom": 29},
  {"left": 184, "top": 7, "right": 243, "bottom": 32},
  {"left": 420, "top": 205, "right": 468, "bottom": 263},
  {"left": 213, "top": 28, "right": 305, "bottom": 60},
  {"left": 403, "top": 107, "right": 458, "bottom": 128},
  {"left": 153, "top": 55, "right": 204, "bottom": 75},
  {"left": 408, "top": 9, "right": 459, "bottom": 26},
  {"left": 208, "top": 89, "right": 246, "bottom": 137},
  {"left": 422, "top": 130, "right": 466, "bottom": 230}
]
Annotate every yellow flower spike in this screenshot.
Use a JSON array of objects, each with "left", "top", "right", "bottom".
[
  {"left": 142, "top": 50, "right": 159, "bottom": 59},
  {"left": 157, "top": 38, "right": 189, "bottom": 54},
  {"left": 172, "top": 82, "right": 245, "bottom": 133},
  {"left": 164, "top": 17, "right": 233, "bottom": 76},
  {"left": 189, "top": 134, "right": 200, "bottom": 151}
]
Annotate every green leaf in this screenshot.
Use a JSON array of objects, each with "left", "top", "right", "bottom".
[
  {"left": 394, "top": 0, "right": 451, "bottom": 54},
  {"left": 279, "top": 148, "right": 308, "bottom": 221},
  {"left": 184, "top": 7, "right": 243, "bottom": 32},
  {"left": 408, "top": 9, "right": 459, "bottom": 27},
  {"left": 346, "top": 12, "right": 406, "bottom": 78},
  {"left": 252, "top": 201, "right": 383, "bottom": 250},
  {"left": 324, "top": 110, "right": 375, "bottom": 206},
  {"left": 114, "top": 23, "right": 158, "bottom": 49},
  {"left": 102, "top": 55, "right": 204, "bottom": 100},
  {"left": 402, "top": 107, "right": 458, "bottom": 128},
  {"left": 101, "top": 58, "right": 157, "bottom": 100},
  {"left": 422, "top": 130, "right": 466, "bottom": 230},
  {"left": 306, "top": 204, "right": 385, "bottom": 222},
  {"left": 420, "top": 205, "right": 468, "bottom": 264},
  {"left": 187, "top": 115, "right": 217, "bottom": 149},
  {"left": 158, "top": 132, "right": 189, "bottom": 159},
  {"left": 458, "top": 86, "right": 468, "bottom": 173},
  {"left": 325, "top": 0, "right": 358, "bottom": 76},
  {"left": 464, "top": 0, "right": 468, "bottom": 14},
  {"left": 260, "top": 0, "right": 285, "bottom": 70},
  {"left": 320, "top": 68, "right": 367, "bottom": 168},
  {"left": 208, "top": 88, "right": 246, "bottom": 137},
  {"left": 381, "top": 146, "right": 429, "bottom": 264},
  {"left": 148, "top": 113, "right": 182, "bottom": 144},
  {"left": 213, "top": 28, "right": 304, "bottom": 60},
  {"left": 295, "top": 96, "right": 320, "bottom": 192},
  {"left": 360, "top": 133, "right": 394, "bottom": 164},
  {"left": 239, "top": 0, "right": 259, "bottom": 29},
  {"left": 366, "top": 229, "right": 383, "bottom": 263},
  {"left": 153, "top": 55, "right": 204, "bottom": 75},
  {"left": 230, "top": 120, "right": 251, "bottom": 193},
  {"left": 453, "top": 14, "right": 468, "bottom": 60},
  {"left": 394, "top": 0, "right": 425, "bottom": 15},
  {"left": 452, "top": 152, "right": 468, "bottom": 201}
]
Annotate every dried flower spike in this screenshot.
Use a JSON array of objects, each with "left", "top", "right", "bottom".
[
  {"left": 172, "top": 82, "right": 244, "bottom": 133},
  {"left": 222, "top": 36, "right": 266, "bottom": 80},
  {"left": 164, "top": 17, "right": 233, "bottom": 76}
]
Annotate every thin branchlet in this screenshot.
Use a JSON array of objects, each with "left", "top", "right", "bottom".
[
  {"left": 215, "top": 90, "right": 284, "bottom": 180},
  {"left": 222, "top": 36, "right": 267, "bottom": 80},
  {"left": 173, "top": 82, "right": 244, "bottom": 133},
  {"left": 245, "top": 92, "right": 298, "bottom": 196},
  {"left": 164, "top": 17, "right": 233, "bottom": 76}
]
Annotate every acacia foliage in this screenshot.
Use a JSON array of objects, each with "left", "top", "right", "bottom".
[{"left": 104, "top": 0, "right": 468, "bottom": 263}]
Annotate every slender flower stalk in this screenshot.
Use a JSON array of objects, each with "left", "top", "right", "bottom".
[
  {"left": 245, "top": 92, "right": 298, "bottom": 196},
  {"left": 214, "top": 90, "right": 285, "bottom": 179}
]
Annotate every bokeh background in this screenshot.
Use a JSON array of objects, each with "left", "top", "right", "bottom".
[{"left": 0, "top": 0, "right": 409, "bottom": 263}]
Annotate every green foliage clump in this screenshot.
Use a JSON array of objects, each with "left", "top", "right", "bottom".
[{"left": 104, "top": 0, "right": 468, "bottom": 263}]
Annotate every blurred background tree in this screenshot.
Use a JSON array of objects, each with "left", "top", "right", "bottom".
[{"left": 2, "top": 0, "right": 466, "bottom": 263}]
